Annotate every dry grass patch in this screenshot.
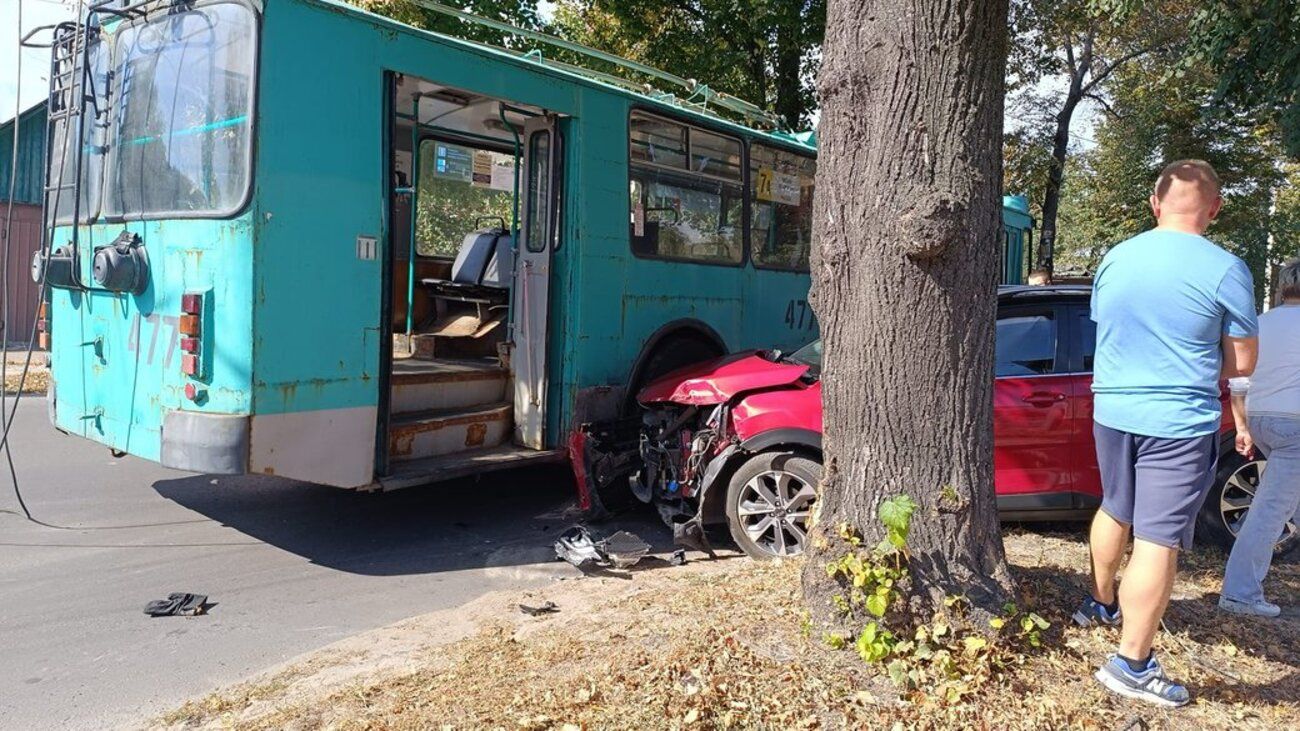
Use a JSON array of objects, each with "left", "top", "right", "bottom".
[
  {"left": 157, "top": 531, "right": 1299, "bottom": 730},
  {"left": 2, "top": 362, "right": 49, "bottom": 394}
]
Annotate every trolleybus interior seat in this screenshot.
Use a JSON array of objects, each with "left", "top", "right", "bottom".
[{"left": 421, "top": 226, "right": 513, "bottom": 305}]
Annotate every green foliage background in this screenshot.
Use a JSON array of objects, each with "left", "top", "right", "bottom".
[{"left": 353, "top": 0, "right": 1298, "bottom": 290}]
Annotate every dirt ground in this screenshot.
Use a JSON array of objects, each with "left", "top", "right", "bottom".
[
  {"left": 2, "top": 353, "right": 49, "bottom": 395},
  {"left": 154, "top": 524, "right": 1298, "bottom": 730}
]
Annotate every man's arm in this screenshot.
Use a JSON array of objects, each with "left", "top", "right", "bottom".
[
  {"left": 1228, "top": 377, "right": 1253, "bottom": 457},
  {"left": 1222, "top": 334, "right": 1258, "bottom": 379},
  {"left": 1216, "top": 259, "right": 1258, "bottom": 379}
]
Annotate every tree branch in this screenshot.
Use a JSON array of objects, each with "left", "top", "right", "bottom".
[
  {"left": 1081, "top": 45, "right": 1157, "bottom": 94},
  {"left": 1084, "top": 92, "right": 1122, "bottom": 120}
]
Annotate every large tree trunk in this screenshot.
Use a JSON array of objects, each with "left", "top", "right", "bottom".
[{"left": 803, "top": 0, "right": 1016, "bottom": 624}]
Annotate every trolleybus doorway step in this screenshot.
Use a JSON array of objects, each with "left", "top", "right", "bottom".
[{"left": 377, "top": 445, "right": 567, "bottom": 491}]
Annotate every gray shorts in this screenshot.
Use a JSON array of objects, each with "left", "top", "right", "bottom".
[{"left": 1093, "top": 422, "right": 1218, "bottom": 550}]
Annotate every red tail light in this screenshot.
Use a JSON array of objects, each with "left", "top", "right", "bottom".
[{"left": 179, "top": 292, "right": 205, "bottom": 379}]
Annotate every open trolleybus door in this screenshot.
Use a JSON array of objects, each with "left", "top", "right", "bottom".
[{"left": 512, "top": 115, "right": 562, "bottom": 449}]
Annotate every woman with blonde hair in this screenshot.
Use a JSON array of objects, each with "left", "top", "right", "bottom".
[{"left": 1222, "top": 258, "right": 1300, "bottom": 617}]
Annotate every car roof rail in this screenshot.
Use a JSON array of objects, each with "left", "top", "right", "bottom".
[{"left": 998, "top": 285, "right": 1092, "bottom": 299}]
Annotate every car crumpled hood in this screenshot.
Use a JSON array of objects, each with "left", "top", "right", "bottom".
[{"left": 637, "top": 351, "right": 811, "bottom": 405}]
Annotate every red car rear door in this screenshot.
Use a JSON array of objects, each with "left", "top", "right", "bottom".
[{"left": 993, "top": 303, "right": 1075, "bottom": 503}]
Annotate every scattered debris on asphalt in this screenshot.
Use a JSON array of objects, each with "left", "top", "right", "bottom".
[
  {"left": 600, "top": 531, "right": 651, "bottom": 568},
  {"left": 554, "top": 526, "right": 603, "bottom": 567},
  {"left": 669, "top": 549, "right": 688, "bottom": 566},
  {"left": 144, "top": 592, "right": 209, "bottom": 617},
  {"left": 518, "top": 601, "right": 559, "bottom": 616},
  {"left": 554, "top": 526, "right": 651, "bottom": 570}
]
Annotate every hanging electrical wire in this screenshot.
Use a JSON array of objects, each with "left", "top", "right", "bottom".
[
  {"left": 2, "top": 0, "right": 30, "bottom": 520},
  {"left": 1, "top": 0, "right": 88, "bottom": 524}
]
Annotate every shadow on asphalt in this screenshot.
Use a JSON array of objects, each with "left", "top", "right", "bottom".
[{"left": 152, "top": 464, "right": 678, "bottom": 577}]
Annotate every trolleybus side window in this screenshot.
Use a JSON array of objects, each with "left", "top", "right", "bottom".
[
  {"left": 415, "top": 139, "right": 515, "bottom": 257},
  {"left": 628, "top": 112, "right": 743, "bottom": 265},
  {"left": 105, "top": 1, "right": 257, "bottom": 219},
  {"left": 749, "top": 144, "right": 815, "bottom": 272}
]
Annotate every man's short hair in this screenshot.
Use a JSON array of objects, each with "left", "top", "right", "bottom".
[
  {"left": 1279, "top": 258, "right": 1300, "bottom": 302},
  {"left": 1154, "top": 159, "right": 1221, "bottom": 200}
]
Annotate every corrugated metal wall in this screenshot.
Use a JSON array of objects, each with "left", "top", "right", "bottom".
[
  {"left": 2, "top": 103, "right": 48, "bottom": 345},
  {"left": 1, "top": 204, "right": 42, "bottom": 346},
  {"left": 0, "top": 103, "right": 48, "bottom": 206}
]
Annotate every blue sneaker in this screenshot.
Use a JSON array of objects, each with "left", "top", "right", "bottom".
[
  {"left": 1094, "top": 654, "right": 1190, "bottom": 708},
  {"left": 1072, "top": 596, "right": 1122, "bottom": 627}
]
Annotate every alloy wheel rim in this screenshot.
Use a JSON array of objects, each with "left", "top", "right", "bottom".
[
  {"left": 1219, "top": 460, "right": 1299, "bottom": 544},
  {"left": 737, "top": 469, "right": 815, "bottom": 557}
]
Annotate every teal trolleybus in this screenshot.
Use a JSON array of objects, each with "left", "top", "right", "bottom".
[{"left": 31, "top": 0, "right": 1033, "bottom": 501}]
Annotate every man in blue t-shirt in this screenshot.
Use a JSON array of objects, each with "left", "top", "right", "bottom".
[{"left": 1076, "top": 159, "right": 1258, "bottom": 708}]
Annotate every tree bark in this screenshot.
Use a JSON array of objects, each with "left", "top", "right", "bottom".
[{"left": 803, "top": 0, "right": 1016, "bottom": 624}]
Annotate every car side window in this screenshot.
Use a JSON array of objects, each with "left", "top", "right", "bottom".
[
  {"left": 995, "top": 307, "right": 1057, "bottom": 377},
  {"left": 1075, "top": 306, "right": 1096, "bottom": 373}
]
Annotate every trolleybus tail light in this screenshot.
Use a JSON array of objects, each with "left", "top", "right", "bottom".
[{"left": 179, "top": 292, "right": 205, "bottom": 379}]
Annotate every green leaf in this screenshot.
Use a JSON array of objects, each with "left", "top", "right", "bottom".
[
  {"left": 878, "top": 495, "right": 918, "bottom": 534},
  {"left": 989, "top": 617, "right": 1005, "bottom": 630},
  {"left": 962, "top": 636, "right": 988, "bottom": 655},
  {"left": 1028, "top": 612, "right": 1050, "bottom": 630},
  {"left": 866, "top": 593, "right": 888, "bottom": 617}
]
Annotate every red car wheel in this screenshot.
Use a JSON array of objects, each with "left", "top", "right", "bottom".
[{"left": 725, "top": 451, "right": 820, "bottom": 559}]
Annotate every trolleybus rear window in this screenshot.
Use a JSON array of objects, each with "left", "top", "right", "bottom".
[{"left": 105, "top": 1, "right": 257, "bottom": 219}]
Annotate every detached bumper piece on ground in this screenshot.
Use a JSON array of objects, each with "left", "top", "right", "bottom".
[
  {"left": 144, "top": 593, "right": 209, "bottom": 617},
  {"left": 554, "top": 526, "right": 650, "bottom": 570}
]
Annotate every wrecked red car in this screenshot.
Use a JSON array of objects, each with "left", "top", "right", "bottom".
[
  {"left": 578, "top": 341, "right": 823, "bottom": 560},
  {"left": 577, "top": 286, "right": 1292, "bottom": 561}
]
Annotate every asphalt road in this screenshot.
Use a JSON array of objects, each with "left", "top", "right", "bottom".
[{"left": 0, "top": 396, "right": 660, "bottom": 730}]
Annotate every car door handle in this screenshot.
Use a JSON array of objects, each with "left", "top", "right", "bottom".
[{"left": 1022, "top": 392, "right": 1066, "bottom": 406}]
